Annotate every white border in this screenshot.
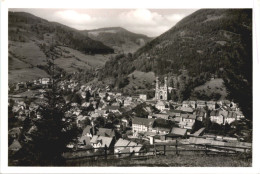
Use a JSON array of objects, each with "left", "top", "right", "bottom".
[{"left": 1, "top": 0, "right": 260, "bottom": 173}]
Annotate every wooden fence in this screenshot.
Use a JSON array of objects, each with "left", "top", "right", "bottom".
[{"left": 63, "top": 140, "right": 252, "bottom": 166}]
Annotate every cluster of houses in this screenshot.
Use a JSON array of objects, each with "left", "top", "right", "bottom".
[
  {"left": 131, "top": 99, "right": 245, "bottom": 142},
  {"left": 12, "top": 77, "right": 52, "bottom": 92},
  {"left": 76, "top": 125, "right": 144, "bottom": 155},
  {"left": 8, "top": 76, "right": 247, "bottom": 157}
]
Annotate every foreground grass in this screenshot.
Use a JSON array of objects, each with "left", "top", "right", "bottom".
[{"left": 66, "top": 153, "right": 252, "bottom": 167}]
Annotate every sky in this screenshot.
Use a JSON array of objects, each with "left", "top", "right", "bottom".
[{"left": 9, "top": 8, "right": 197, "bottom": 37}]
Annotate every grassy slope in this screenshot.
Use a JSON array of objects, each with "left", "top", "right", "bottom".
[
  {"left": 125, "top": 70, "right": 156, "bottom": 90},
  {"left": 8, "top": 41, "right": 50, "bottom": 83},
  {"left": 54, "top": 46, "right": 113, "bottom": 73},
  {"left": 192, "top": 78, "right": 227, "bottom": 99}
]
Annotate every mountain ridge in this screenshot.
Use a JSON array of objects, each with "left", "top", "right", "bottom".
[{"left": 81, "top": 27, "right": 153, "bottom": 53}]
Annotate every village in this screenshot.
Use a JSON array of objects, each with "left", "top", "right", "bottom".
[{"left": 8, "top": 75, "right": 252, "bottom": 161}]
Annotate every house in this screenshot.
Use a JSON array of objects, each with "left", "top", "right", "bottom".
[
  {"left": 210, "top": 110, "right": 224, "bottom": 125},
  {"left": 193, "top": 109, "right": 207, "bottom": 122},
  {"left": 207, "top": 101, "right": 216, "bottom": 110},
  {"left": 15, "top": 82, "right": 27, "bottom": 91},
  {"left": 235, "top": 110, "right": 245, "bottom": 120},
  {"left": 182, "top": 101, "right": 190, "bottom": 108},
  {"left": 9, "top": 139, "right": 22, "bottom": 151},
  {"left": 124, "top": 97, "right": 133, "bottom": 107},
  {"left": 82, "top": 125, "right": 96, "bottom": 138},
  {"left": 114, "top": 138, "right": 131, "bottom": 153},
  {"left": 152, "top": 127, "right": 171, "bottom": 134},
  {"left": 190, "top": 101, "right": 196, "bottom": 109},
  {"left": 179, "top": 114, "right": 196, "bottom": 130},
  {"left": 179, "top": 107, "right": 194, "bottom": 113},
  {"left": 144, "top": 106, "right": 152, "bottom": 114},
  {"left": 155, "top": 100, "right": 169, "bottom": 111},
  {"left": 95, "top": 109, "right": 107, "bottom": 117},
  {"left": 169, "top": 110, "right": 182, "bottom": 117},
  {"left": 224, "top": 111, "right": 237, "bottom": 124},
  {"left": 96, "top": 128, "right": 115, "bottom": 138},
  {"left": 166, "top": 127, "right": 187, "bottom": 140},
  {"left": 121, "top": 118, "right": 129, "bottom": 127},
  {"left": 99, "top": 92, "right": 107, "bottom": 99},
  {"left": 104, "top": 105, "right": 121, "bottom": 113},
  {"left": 90, "top": 135, "right": 114, "bottom": 150},
  {"left": 148, "top": 113, "right": 169, "bottom": 120},
  {"left": 139, "top": 94, "right": 147, "bottom": 101},
  {"left": 132, "top": 117, "right": 155, "bottom": 137},
  {"left": 231, "top": 102, "right": 239, "bottom": 110},
  {"left": 29, "top": 102, "right": 39, "bottom": 111},
  {"left": 221, "top": 100, "right": 232, "bottom": 107},
  {"left": 197, "top": 100, "right": 206, "bottom": 108},
  {"left": 40, "top": 77, "right": 51, "bottom": 85},
  {"left": 114, "top": 138, "right": 143, "bottom": 156}
]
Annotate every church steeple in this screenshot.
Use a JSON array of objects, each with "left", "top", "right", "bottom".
[
  {"left": 155, "top": 76, "right": 168, "bottom": 101},
  {"left": 164, "top": 77, "right": 168, "bottom": 89}
]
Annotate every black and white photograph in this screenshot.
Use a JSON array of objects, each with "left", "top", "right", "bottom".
[{"left": 1, "top": 0, "right": 260, "bottom": 173}]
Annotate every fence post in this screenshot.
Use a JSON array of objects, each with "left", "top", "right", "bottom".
[
  {"left": 205, "top": 144, "right": 208, "bottom": 156},
  {"left": 154, "top": 143, "right": 157, "bottom": 156},
  {"left": 175, "top": 139, "right": 178, "bottom": 155},
  {"left": 104, "top": 145, "right": 107, "bottom": 160},
  {"left": 164, "top": 145, "right": 166, "bottom": 156}
]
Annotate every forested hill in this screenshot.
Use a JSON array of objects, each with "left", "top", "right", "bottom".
[
  {"left": 9, "top": 12, "right": 114, "bottom": 54},
  {"left": 81, "top": 27, "right": 152, "bottom": 53},
  {"left": 98, "top": 9, "right": 252, "bottom": 119}
]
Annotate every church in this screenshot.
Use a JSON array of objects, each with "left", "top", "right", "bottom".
[{"left": 155, "top": 77, "right": 168, "bottom": 101}]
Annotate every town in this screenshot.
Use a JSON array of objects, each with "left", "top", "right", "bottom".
[{"left": 8, "top": 74, "right": 252, "bottom": 165}]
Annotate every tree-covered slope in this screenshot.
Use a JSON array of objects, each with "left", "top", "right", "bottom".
[
  {"left": 99, "top": 9, "right": 252, "bottom": 119},
  {"left": 9, "top": 12, "right": 114, "bottom": 54}
]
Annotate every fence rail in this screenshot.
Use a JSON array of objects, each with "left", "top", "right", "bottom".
[{"left": 63, "top": 140, "right": 251, "bottom": 164}]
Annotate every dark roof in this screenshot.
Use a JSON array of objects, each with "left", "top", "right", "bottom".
[{"left": 132, "top": 117, "right": 155, "bottom": 127}]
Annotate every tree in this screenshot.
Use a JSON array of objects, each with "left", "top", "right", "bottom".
[
  {"left": 14, "top": 102, "right": 77, "bottom": 166},
  {"left": 11, "top": 50, "right": 78, "bottom": 166},
  {"left": 94, "top": 116, "right": 105, "bottom": 128},
  {"left": 85, "top": 90, "right": 91, "bottom": 102}
]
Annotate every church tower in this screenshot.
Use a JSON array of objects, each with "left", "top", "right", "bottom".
[{"left": 155, "top": 76, "right": 168, "bottom": 101}]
